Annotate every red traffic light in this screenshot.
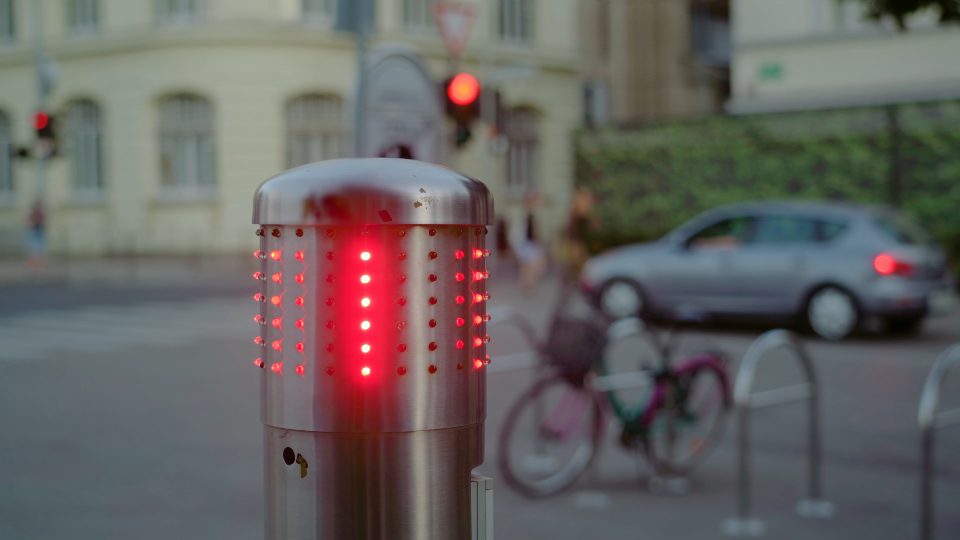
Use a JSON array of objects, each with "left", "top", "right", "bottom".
[
  {"left": 34, "top": 111, "right": 50, "bottom": 131},
  {"left": 447, "top": 72, "right": 480, "bottom": 107}
]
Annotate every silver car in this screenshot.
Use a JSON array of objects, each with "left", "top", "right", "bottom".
[{"left": 579, "top": 201, "right": 956, "bottom": 340}]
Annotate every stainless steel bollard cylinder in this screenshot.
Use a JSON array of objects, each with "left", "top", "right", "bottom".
[{"left": 251, "top": 158, "right": 494, "bottom": 539}]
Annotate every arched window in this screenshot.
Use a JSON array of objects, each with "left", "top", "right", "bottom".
[
  {"left": 505, "top": 107, "right": 540, "bottom": 193},
  {"left": 0, "top": 111, "right": 12, "bottom": 194},
  {"left": 65, "top": 100, "right": 103, "bottom": 194},
  {"left": 286, "top": 94, "right": 343, "bottom": 167},
  {"left": 159, "top": 94, "right": 215, "bottom": 194}
]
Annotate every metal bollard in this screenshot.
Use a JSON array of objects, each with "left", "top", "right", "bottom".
[
  {"left": 251, "top": 158, "right": 494, "bottom": 539},
  {"left": 918, "top": 343, "right": 960, "bottom": 540}
]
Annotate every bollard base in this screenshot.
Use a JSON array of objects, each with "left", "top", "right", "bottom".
[
  {"left": 722, "top": 517, "right": 765, "bottom": 537},
  {"left": 796, "top": 498, "right": 836, "bottom": 519}
]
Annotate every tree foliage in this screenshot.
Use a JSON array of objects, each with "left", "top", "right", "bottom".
[{"left": 847, "top": 0, "right": 960, "bottom": 30}]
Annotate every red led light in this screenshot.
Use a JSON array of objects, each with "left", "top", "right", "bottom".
[
  {"left": 429, "top": 297, "right": 438, "bottom": 305},
  {"left": 295, "top": 273, "right": 304, "bottom": 284},
  {"left": 455, "top": 273, "right": 465, "bottom": 282},
  {"left": 429, "top": 251, "right": 438, "bottom": 260},
  {"left": 252, "top": 271, "right": 263, "bottom": 280},
  {"left": 295, "top": 250, "right": 304, "bottom": 261},
  {"left": 455, "top": 250, "right": 465, "bottom": 260},
  {"left": 429, "top": 342, "right": 438, "bottom": 351},
  {"left": 271, "top": 295, "right": 282, "bottom": 306},
  {"left": 253, "top": 314, "right": 264, "bottom": 324},
  {"left": 272, "top": 318, "right": 282, "bottom": 328},
  {"left": 271, "top": 362, "right": 282, "bottom": 373},
  {"left": 272, "top": 340, "right": 282, "bottom": 351},
  {"left": 397, "top": 366, "right": 407, "bottom": 375},
  {"left": 295, "top": 365, "right": 305, "bottom": 376},
  {"left": 428, "top": 274, "right": 438, "bottom": 282},
  {"left": 398, "top": 343, "right": 407, "bottom": 352},
  {"left": 474, "top": 315, "right": 483, "bottom": 325},
  {"left": 254, "top": 336, "right": 264, "bottom": 345},
  {"left": 360, "top": 320, "right": 371, "bottom": 330},
  {"left": 295, "top": 296, "right": 304, "bottom": 306},
  {"left": 360, "top": 251, "right": 372, "bottom": 261},
  {"left": 474, "top": 359, "right": 484, "bottom": 369},
  {"left": 456, "top": 339, "right": 465, "bottom": 349},
  {"left": 474, "top": 337, "right": 484, "bottom": 347},
  {"left": 429, "top": 319, "right": 437, "bottom": 328},
  {"left": 456, "top": 295, "right": 465, "bottom": 304},
  {"left": 474, "top": 293, "right": 485, "bottom": 303},
  {"left": 361, "top": 366, "right": 371, "bottom": 377},
  {"left": 361, "top": 344, "right": 371, "bottom": 354},
  {"left": 447, "top": 72, "right": 480, "bottom": 106},
  {"left": 456, "top": 317, "right": 465, "bottom": 327},
  {"left": 295, "top": 318, "right": 304, "bottom": 329},
  {"left": 253, "top": 250, "right": 263, "bottom": 259},
  {"left": 253, "top": 358, "right": 263, "bottom": 367},
  {"left": 270, "top": 250, "right": 281, "bottom": 261},
  {"left": 272, "top": 273, "right": 282, "bottom": 283},
  {"left": 428, "top": 365, "right": 438, "bottom": 374},
  {"left": 360, "top": 274, "right": 371, "bottom": 284},
  {"left": 473, "top": 271, "right": 485, "bottom": 281},
  {"left": 296, "top": 342, "right": 304, "bottom": 352},
  {"left": 361, "top": 297, "right": 371, "bottom": 307},
  {"left": 473, "top": 249, "right": 485, "bottom": 259},
  {"left": 253, "top": 293, "right": 264, "bottom": 302}
]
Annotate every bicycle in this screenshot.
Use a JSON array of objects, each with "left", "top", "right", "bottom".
[{"left": 496, "top": 295, "right": 732, "bottom": 498}]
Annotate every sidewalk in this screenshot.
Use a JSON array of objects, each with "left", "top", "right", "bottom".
[{"left": 0, "top": 254, "right": 256, "bottom": 287}]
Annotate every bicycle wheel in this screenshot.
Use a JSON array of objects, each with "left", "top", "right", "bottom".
[
  {"left": 498, "top": 374, "right": 605, "bottom": 498},
  {"left": 642, "top": 356, "right": 730, "bottom": 476}
]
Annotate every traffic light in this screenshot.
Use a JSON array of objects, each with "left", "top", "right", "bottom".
[
  {"left": 34, "top": 111, "right": 57, "bottom": 157},
  {"left": 443, "top": 72, "right": 481, "bottom": 148}
]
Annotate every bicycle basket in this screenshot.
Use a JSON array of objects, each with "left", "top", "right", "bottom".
[{"left": 543, "top": 313, "right": 609, "bottom": 386}]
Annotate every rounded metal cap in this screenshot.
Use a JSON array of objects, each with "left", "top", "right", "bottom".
[{"left": 253, "top": 158, "right": 493, "bottom": 226}]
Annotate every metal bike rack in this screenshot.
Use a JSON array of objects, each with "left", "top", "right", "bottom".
[
  {"left": 918, "top": 343, "right": 960, "bottom": 540},
  {"left": 485, "top": 305, "right": 543, "bottom": 373},
  {"left": 722, "top": 329, "right": 835, "bottom": 537}
]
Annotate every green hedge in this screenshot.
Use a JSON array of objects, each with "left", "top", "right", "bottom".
[{"left": 576, "top": 101, "right": 960, "bottom": 271}]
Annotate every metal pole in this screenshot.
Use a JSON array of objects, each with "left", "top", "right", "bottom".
[
  {"left": 737, "top": 406, "right": 751, "bottom": 523},
  {"left": 807, "top": 364, "right": 822, "bottom": 501},
  {"left": 31, "top": 0, "right": 48, "bottom": 199},
  {"left": 352, "top": 0, "right": 369, "bottom": 157},
  {"left": 920, "top": 428, "right": 933, "bottom": 540}
]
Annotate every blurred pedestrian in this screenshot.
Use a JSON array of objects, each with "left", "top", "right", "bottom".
[
  {"left": 559, "top": 185, "right": 598, "bottom": 283},
  {"left": 509, "top": 188, "right": 547, "bottom": 293},
  {"left": 26, "top": 198, "right": 48, "bottom": 271}
]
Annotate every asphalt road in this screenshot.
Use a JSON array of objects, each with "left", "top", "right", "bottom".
[{"left": 0, "top": 268, "right": 958, "bottom": 539}]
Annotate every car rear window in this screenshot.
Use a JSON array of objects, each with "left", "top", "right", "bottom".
[
  {"left": 817, "top": 219, "right": 848, "bottom": 242},
  {"left": 873, "top": 213, "right": 933, "bottom": 245}
]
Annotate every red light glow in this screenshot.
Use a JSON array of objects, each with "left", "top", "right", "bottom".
[
  {"left": 360, "top": 320, "right": 371, "bottom": 330},
  {"left": 270, "top": 250, "right": 281, "bottom": 260},
  {"left": 361, "top": 366, "right": 371, "bottom": 377},
  {"left": 473, "top": 249, "right": 485, "bottom": 259},
  {"left": 271, "top": 362, "right": 282, "bottom": 373},
  {"left": 473, "top": 271, "right": 486, "bottom": 281},
  {"left": 873, "top": 253, "right": 912, "bottom": 276},
  {"left": 474, "top": 359, "right": 484, "bottom": 369},
  {"left": 296, "top": 342, "right": 304, "bottom": 352},
  {"left": 252, "top": 271, "right": 263, "bottom": 280},
  {"left": 253, "top": 315, "right": 264, "bottom": 324},
  {"left": 295, "top": 273, "right": 304, "bottom": 284},
  {"left": 253, "top": 250, "right": 263, "bottom": 259},
  {"left": 271, "top": 295, "right": 282, "bottom": 306},
  {"left": 295, "top": 319, "right": 304, "bottom": 329},
  {"left": 474, "top": 293, "right": 485, "bottom": 303},
  {"left": 272, "top": 318, "right": 282, "bottom": 328},
  {"left": 455, "top": 250, "right": 465, "bottom": 260},
  {"left": 254, "top": 336, "right": 264, "bottom": 345},
  {"left": 456, "top": 295, "right": 465, "bottom": 304},
  {"left": 34, "top": 111, "right": 50, "bottom": 130},
  {"left": 295, "top": 250, "right": 304, "bottom": 261},
  {"left": 474, "top": 337, "right": 484, "bottom": 347},
  {"left": 272, "top": 273, "right": 282, "bottom": 283},
  {"left": 456, "top": 339, "right": 465, "bottom": 349},
  {"left": 295, "top": 296, "right": 304, "bottom": 306},
  {"left": 272, "top": 340, "right": 282, "bottom": 351},
  {"left": 295, "top": 365, "right": 305, "bottom": 376},
  {"left": 456, "top": 317, "right": 465, "bottom": 327},
  {"left": 455, "top": 273, "right": 465, "bottom": 282},
  {"left": 254, "top": 358, "right": 263, "bottom": 367},
  {"left": 447, "top": 72, "right": 480, "bottom": 106},
  {"left": 474, "top": 315, "right": 483, "bottom": 325},
  {"left": 360, "top": 274, "right": 371, "bottom": 284},
  {"left": 361, "top": 297, "right": 371, "bottom": 307},
  {"left": 253, "top": 293, "right": 264, "bottom": 302},
  {"left": 361, "top": 344, "right": 371, "bottom": 354},
  {"left": 360, "top": 251, "right": 371, "bottom": 261}
]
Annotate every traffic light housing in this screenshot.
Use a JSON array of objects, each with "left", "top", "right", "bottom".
[{"left": 443, "top": 72, "right": 481, "bottom": 148}]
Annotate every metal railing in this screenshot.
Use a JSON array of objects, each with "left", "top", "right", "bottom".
[
  {"left": 722, "top": 330, "right": 835, "bottom": 537},
  {"left": 918, "top": 343, "right": 960, "bottom": 540}
]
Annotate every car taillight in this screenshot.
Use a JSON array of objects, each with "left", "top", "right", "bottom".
[{"left": 873, "top": 253, "right": 914, "bottom": 277}]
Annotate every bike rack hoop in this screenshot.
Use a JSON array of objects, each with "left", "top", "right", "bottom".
[{"left": 918, "top": 343, "right": 960, "bottom": 540}]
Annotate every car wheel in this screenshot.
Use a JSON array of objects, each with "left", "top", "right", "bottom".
[
  {"left": 806, "top": 287, "right": 858, "bottom": 340},
  {"left": 599, "top": 279, "right": 644, "bottom": 319}
]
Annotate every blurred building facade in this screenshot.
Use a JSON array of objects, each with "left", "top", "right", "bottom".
[
  {"left": 0, "top": 0, "right": 581, "bottom": 255},
  {"left": 579, "top": 0, "right": 730, "bottom": 126},
  {"left": 730, "top": 0, "right": 960, "bottom": 113}
]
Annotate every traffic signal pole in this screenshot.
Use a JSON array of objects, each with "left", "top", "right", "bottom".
[{"left": 30, "top": 0, "right": 49, "bottom": 199}]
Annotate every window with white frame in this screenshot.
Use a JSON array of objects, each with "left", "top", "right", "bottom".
[
  {"left": 498, "top": 0, "right": 534, "bottom": 44},
  {"left": 156, "top": 0, "right": 200, "bottom": 25},
  {"left": 66, "top": 100, "right": 103, "bottom": 195},
  {"left": 505, "top": 107, "right": 539, "bottom": 193},
  {"left": 159, "top": 95, "right": 215, "bottom": 194},
  {"left": 67, "top": 0, "right": 99, "bottom": 34},
  {"left": 286, "top": 94, "right": 343, "bottom": 167},
  {"left": 302, "top": 0, "right": 335, "bottom": 22},
  {"left": 403, "top": 0, "right": 435, "bottom": 32},
  {"left": 0, "top": 111, "right": 12, "bottom": 194},
  {"left": 0, "top": 0, "right": 14, "bottom": 43}
]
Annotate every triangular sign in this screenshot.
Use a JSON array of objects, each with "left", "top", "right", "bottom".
[{"left": 433, "top": 2, "right": 477, "bottom": 59}]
